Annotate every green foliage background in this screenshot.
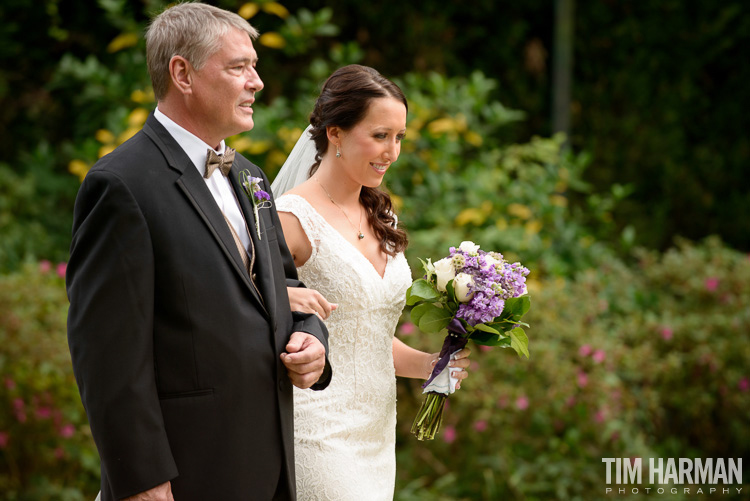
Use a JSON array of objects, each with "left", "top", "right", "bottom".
[{"left": 0, "top": 0, "right": 748, "bottom": 499}]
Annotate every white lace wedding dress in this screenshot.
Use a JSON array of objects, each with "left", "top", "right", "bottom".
[{"left": 276, "top": 194, "right": 412, "bottom": 500}]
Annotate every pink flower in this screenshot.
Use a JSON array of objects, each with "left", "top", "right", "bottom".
[
  {"left": 577, "top": 370, "right": 588, "bottom": 388},
  {"left": 36, "top": 407, "right": 52, "bottom": 419},
  {"left": 399, "top": 322, "right": 415, "bottom": 335},
  {"left": 39, "top": 260, "right": 52, "bottom": 273},
  {"left": 565, "top": 396, "right": 576, "bottom": 408},
  {"left": 579, "top": 344, "right": 592, "bottom": 357},
  {"left": 0, "top": 432, "right": 8, "bottom": 449},
  {"left": 479, "top": 345, "right": 493, "bottom": 352},
  {"left": 59, "top": 424, "right": 75, "bottom": 438},
  {"left": 473, "top": 420, "right": 488, "bottom": 432},
  {"left": 704, "top": 277, "right": 719, "bottom": 292},
  {"left": 738, "top": 377, "right": 750, "bottom": 393},
  {"left": 594, "top": 410, "right": 605, "bottom": 423},
  {"left": 15, "top": 411, "right": 27, "bottom": 423},
  {"left": 12, "top": 398, "right": 24, "bottom": 412},
  {"left": 56, "top": 262, "right": 67, "bottom": 278},
  {"left": 592, "top": 349, "right": 606, "bottom": 364},
  {"left": 516, "top": 395, "right": 529, "bottom": 410},
  {"left": 443, "top": 425, "right": 457, "bottom": 443},
  {"left": 54, "top": 447, "right": 65, "bottom": 459},
  {"left": 660, "top": 327, "right": 673, "bottom": 340},
  {"left": 4, "top": 378, "right": 15, "bottom": 390},
  {"left": 496, "top": 396, "right": 508, "bottom": 409}
]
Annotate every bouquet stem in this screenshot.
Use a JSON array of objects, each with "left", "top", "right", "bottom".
[{"left": 411, "top": 392, "right": 447, "bottom": 441}]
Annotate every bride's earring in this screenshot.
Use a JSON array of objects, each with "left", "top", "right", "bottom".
[{"left": 336, "top": 144, "right": 341, "bottom": 158}]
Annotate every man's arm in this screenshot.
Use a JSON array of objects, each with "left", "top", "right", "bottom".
[{"left": 66, "top": 170, "right": 177, "bottom": 498}]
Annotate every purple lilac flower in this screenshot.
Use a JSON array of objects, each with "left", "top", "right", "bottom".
[{"left": 448, "top": 247, "right": 529, "bottom": 326}]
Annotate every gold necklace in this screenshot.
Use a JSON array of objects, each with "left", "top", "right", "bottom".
[{"left": 314, "top": 177, "right": 365, "bottom": 240}]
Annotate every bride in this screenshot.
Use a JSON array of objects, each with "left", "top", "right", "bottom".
[{"left": 272, "top": 64, "right": 471, "bottom": 500}]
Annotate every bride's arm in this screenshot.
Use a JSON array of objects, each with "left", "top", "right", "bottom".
[
  {"left": 279, "top": 211, "right": 312, "bottom": 267},
  {"left": 392, "top": 337, "right": 470, "bottom": 386}
]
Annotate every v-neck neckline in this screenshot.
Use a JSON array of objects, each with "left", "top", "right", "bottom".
[{"left": 288, "top": 194, "right": 390, "bottom": 280}]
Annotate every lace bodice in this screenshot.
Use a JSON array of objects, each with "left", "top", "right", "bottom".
[{"left": 276, "top": 194, "right": 412, "bottom": 500}]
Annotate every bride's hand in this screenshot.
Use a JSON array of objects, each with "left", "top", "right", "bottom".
[
  {"left": 287, "top": 287, "right": 338, "bottom": 320},
  {"left": 428, "top": 347, "right": 472, "bottom": 390}
]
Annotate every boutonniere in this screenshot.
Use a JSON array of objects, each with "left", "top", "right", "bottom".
[{"left": 239, "top": 170, "right": 272, "bottom": 240}]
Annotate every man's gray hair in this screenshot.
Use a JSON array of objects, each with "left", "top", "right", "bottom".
[{"left": 146, "top": 2, "right": 259, "bottom": 100}]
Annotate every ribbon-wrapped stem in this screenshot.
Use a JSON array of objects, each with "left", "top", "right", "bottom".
[{"left": 411, "top": 320, "right": 468, "bottom": 441}]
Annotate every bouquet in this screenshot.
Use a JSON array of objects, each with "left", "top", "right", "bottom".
[{"left": 406, "top": 241, "right": 531, "bottom": 440}]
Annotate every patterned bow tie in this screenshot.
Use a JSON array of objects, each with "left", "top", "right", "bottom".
[{"left": 204, "top": 147, "right": 236, "bottom": 178}]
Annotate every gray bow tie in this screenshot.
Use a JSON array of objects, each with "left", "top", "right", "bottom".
[{"left": 204, "top": 147, "right": 236, "bottom": 178}]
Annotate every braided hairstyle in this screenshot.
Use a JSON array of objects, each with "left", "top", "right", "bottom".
[{"left": 307, "top": 64, "right": 409, "bottom": 256}]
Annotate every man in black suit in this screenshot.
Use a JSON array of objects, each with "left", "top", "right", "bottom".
[{"left": 66, "top": 3, "right": 330, "bottom": 500}]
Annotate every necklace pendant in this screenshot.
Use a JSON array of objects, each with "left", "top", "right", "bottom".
[{"left": 358, "top": 232, "right": 365, "bottom": 240}]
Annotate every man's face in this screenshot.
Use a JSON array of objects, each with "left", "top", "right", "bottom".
[{"left": 189, "top": 28, "right": 263, "bottom": 147}]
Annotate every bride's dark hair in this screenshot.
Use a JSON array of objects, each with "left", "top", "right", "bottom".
[{"left": 308, "top": 64, "right": 409, "bottom": 256}]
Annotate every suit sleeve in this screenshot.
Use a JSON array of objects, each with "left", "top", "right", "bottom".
[
  {"left": 260, "top": 167, "right": 332, "bottom": 390},
  {"left": 66, "top": 170, "right": 178, "bottom": 498}
]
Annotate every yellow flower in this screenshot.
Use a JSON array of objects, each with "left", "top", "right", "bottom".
[
  {"left": 495, "top": 218, "right": 508, "bottom": 230},
  {"left": 117, "top": 127, "right": 139, "bottom": 144},
  {"left": 455, "top": 208, "right": 486, "bottom": 227},
  {"left": 267, "top": 150, "right": 288, "bottom": 170},
  {"left": 127, "top": 108, "right": 150, "bottom": 128},
  {"left": 238, "top": 3, "right": 259, "bottom": 19},
  {"left": 278, "top": 126, "right": 304, "bottom": 152},
  {"left": 507, "top": 203, "right": 533, "bottom": 220},
  {"left": 390, "top": 194, "right": 403, "bottom": 211},
  {"left": 107, "top": 33, "right": 139, "bottom": 53},
  {"left": 524, "top": 220, "right": 542, "bottom": 235},
  {"left": 464, "top": 130, "right": 483, "bottom": 147},
  {"left": 259, "top": 32, "right": 286, "bottom": 49},
  {"left": 247, "top": 140, "right": 272, "bottom": 155},
  {"left": 229, "top": 136, "right": 253, "bottom": 153},
  {"left": 68, "top": 159, "right": 90, "bottom": 182},
  {"left": 427, "top": 117, "right": 456, "bottom": 135},
  {"left": 98, "top": 145, "right": 116, "bottom": 159},
  {"left": 131, "top": 89, "right": 155, "bottom": 104},
  {"left": 550, "top": 194, "right": 568, "bottom": 207},
  {"left": 262, "top": 2, "right": 290, "bottom": 18},
  {"left": 95, "top": 129, "right": 115, "bottom": 145}
]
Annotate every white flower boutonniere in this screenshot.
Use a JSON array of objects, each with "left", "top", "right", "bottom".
[{"left": 239, "top": 170, "right": 272, "bottom": 240}]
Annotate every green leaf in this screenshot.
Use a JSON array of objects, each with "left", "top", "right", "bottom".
[
  {"left": 414, "top": 303, "right": 454, "bottom": 333},
  {"left": 470, "top": 331, "right": 512, "bottom": 347},
  {"left": 509, "top": 327, "right": 530, "bottom": 359},
  {"left": 505, "top": 296, "right": 531, "bottom": 320},
  {"left": 406, "top": 279, "right": 441, "bottom": 305},
  {"left": 473, "top": 323, "right": 500, "bottom": 335}
]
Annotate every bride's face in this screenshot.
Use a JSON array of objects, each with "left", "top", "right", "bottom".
[{"left": 337, "top": 97, "right": 407, "bottom": 188}]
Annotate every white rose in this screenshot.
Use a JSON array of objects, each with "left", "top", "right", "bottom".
[
  {"left": 458, "top": 241, "right": 480, "bottom": 254},
  {"left": 434, "top": 257, "right": 456, "bottom": 292},
  {"left": 454, "top": 273, "right": 475, "bottom": 303},
  {"left": 483, "top": 254, "right": 501, "bottom": 271}
]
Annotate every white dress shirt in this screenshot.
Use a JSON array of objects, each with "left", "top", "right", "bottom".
[{"left": 153, "top": 107, "right": 251, "bottom": 251}]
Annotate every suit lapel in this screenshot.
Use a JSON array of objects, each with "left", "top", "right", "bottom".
[
  {"left": 143, "top": 115, "right": 268, "bottom": 315},
  {"left": 229, "top": 167, "right": 277, "bottom": 321}
]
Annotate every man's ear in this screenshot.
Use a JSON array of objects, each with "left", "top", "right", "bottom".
[{"left": 169, "top": 55, "right": 193, "bottom": 95}]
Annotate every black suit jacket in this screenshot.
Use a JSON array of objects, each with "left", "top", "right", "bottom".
[{"left": 66, "top": 114, "right": 330, "bottom": 500}]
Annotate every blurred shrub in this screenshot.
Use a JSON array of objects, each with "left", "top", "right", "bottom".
[
  {"left": 386, "top": 70, "right": 629, "bottom": 277},
  {"left": 0, "top": 262, "right": 98, "bottom": 499},
  {"left": 395, "top": 237, "right": 750, "bottom": 500}
]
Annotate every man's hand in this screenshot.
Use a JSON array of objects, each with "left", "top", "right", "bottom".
[
  {"left": 123, "top": 481, "right": 174, "bottom": 501},
  {"left": 281, "top": 332, "right": 326, "bottom": 389},
  {"left": 286, "top": 287, "right": 337, "bottom": 320}
]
